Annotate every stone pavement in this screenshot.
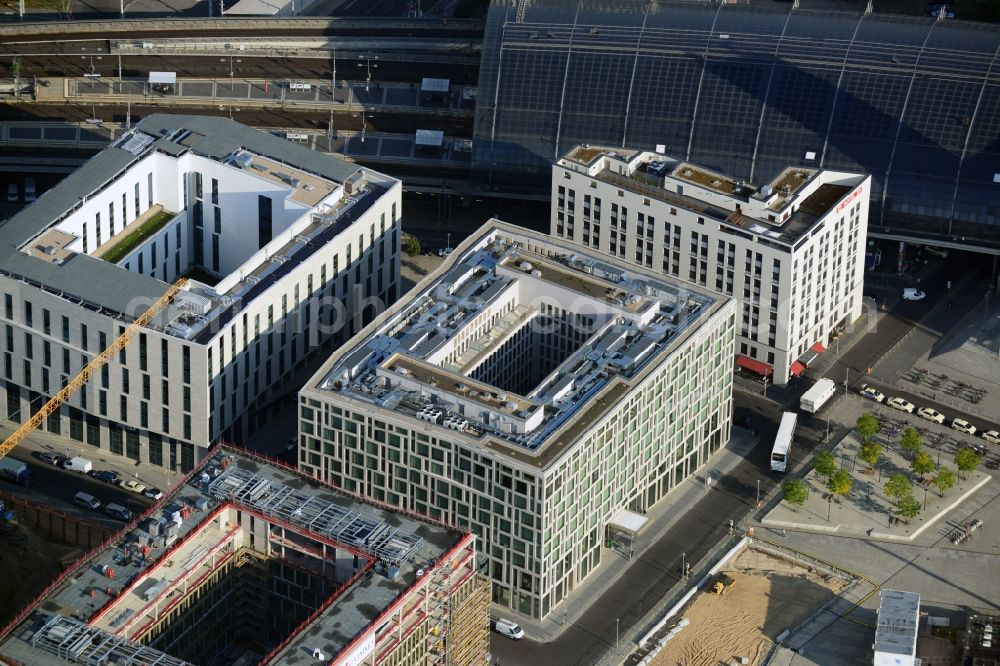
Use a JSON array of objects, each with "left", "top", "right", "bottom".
[
  {"left": 762, "top": 431, "right": 991, "bottom": 542},
  {"left": 506, "top": 426, "right": 760, "bottom": 645},
  {"left": 867, "top": 279, "right": 1000, "bottom": 423},
  {"left": 0, "top": 422, "right": 182, "bottom": 493}
]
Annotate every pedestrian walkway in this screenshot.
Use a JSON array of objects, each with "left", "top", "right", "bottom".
[
  {"left": 507, "top": 427, "right": 759, "bottom": 644},
  {"left": 0, "top": 422, "right": 182, "bottom": 494}
]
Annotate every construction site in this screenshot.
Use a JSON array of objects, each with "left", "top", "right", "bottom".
[
  {"left": 0, "top": 446, "right": 489, "bottom": 666},
  {"left": 646, "top": 546, "right": 851, "bottom": 666}
]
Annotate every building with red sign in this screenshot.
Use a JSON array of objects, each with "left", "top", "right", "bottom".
[{"left": 552, "top": 146, "right": 870, "bottom": 384}]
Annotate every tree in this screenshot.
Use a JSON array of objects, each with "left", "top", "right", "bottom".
[
  {"left": 855, "top": 413, "right": 880, "bottom": 444},
  {"left": 782, "top": 479, "right": 808, "bottom": 510},
  {"left": 859, "top": 440, "right": 883, "bottom": 469},
  {"left": 933, "top": 467, "right": 956, "bottom": 496},
  {"left": 911, "top": 450, "right": 936, "bottom": 478},
  {"left": 402, "top": 234, "right": 421, "bottom": 257},
  {"left": 895, "top": 494, "right": 922, "bottom": 522},
  {"left": 884, "top": 473, "right": 912, "bottom": 504},
  {"left": 827, "top": 469, "right": 853, "bottom": 503},
  {"left": 900, "top": 428, "right": 922, "bottom": 459},
  {"left": 813, "top": 450, "right": 837, "bottom": 480},
  {"left": 955, "top": 447, "right": 981, "bottom": 478}
]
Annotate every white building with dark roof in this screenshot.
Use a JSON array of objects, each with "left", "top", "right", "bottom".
[
  {"left": 298, "top": 220, "right": 736, "bottom": 620},
  {"left": 552, "top": 146, "right": 870, "bottom": 384},
  {"left": 0, "top": 115, "right": 401, "bottom": 471}
]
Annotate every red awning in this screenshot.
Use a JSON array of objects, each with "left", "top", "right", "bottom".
[
  {"left": 810, "top": 342, "right": 826, "bottom": 353},
  {"left": 790, "top": 361, "right": 806, "bottom": 377},
  {"left": 735, "top": 355, "right": 773, "bottom": 377}
]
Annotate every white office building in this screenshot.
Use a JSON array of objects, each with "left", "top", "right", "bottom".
[
  {"left": 0, "top": 115, "right": 401, "bottom": 471},
  {"left": 552, "top": 146, "right": 871, "bottom": 384},
  {"left": 298, "top": 220, "right": 735, "bottom": 620}
]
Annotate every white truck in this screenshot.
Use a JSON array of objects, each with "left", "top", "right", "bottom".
[
  {"left": 800, "top": 378, "right": 836, "bottom": 413},
  {"left": 0, "top": 458, "right": 32, "bottom": 486},
  {"left": 64, "top": 456, "right": 93, "bottom": 473}
]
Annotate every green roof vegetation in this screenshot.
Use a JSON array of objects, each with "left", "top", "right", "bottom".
[{"left": 101, "top": 209, "right": 177, "bottom": 264}]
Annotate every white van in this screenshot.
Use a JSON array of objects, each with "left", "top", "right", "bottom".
[
  {"left": 104, "top": 503, "right": 133, "bottom": 521},
  {"left": 6, "top": 182, "right": 17, "bottom": 203},
  {"left": 493, "top": 618, "right": 525, "bottom": 640},
  {"left": 64, "top": 456, "right": 93, "bottom": 473},
  {"left": 24, "top": 177, "right": 36, "bottom": 203},
  {"left": 74, "top": 491, "right": 100, "bottom": 510}
]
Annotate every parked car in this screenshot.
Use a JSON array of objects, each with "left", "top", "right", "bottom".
[
  {"left": 120, "top": 479, "right": 147, "bottom": 494},
  {"left": 981, "top": 430, "right": 1000, "bottom": 445},
  {"left": 73, "top": 491, "right": 101, "bottom": 511},
  {"left": 951, "top": 418, "right": 977, "bottom": 435},
  {"left": 902, "top": 288, "right": 926, "bottom": 301},
  {"left": 104, "top": 503, "right": 132, "bottom": 521},
  {"left": 859, "top": 384, "right": 885, "bottom": 403},
  {"left": 887, "top": 397, "right": 916, "bottom": 413},
  {"left": 142, "top": 487, "right": 164, "bottom": 500},
  {"left": 492, "top": 618, "right": 525, "bottom": 640},
  {"left": 91, "top": 470, "right": 121, "bottom": 486},
  {"left": 36, "top": 451, "right": 66, "bottom": 467},
  {"left": 917, "top": 407, "right": 945, "bottom": 424}
]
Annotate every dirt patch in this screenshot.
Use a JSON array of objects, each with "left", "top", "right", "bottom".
[
  {"left": 651, "top": 548, "right": 847, "bottom": 666},
  {"left": 0, "top": 522, "right": 80, "bottom": 627}
]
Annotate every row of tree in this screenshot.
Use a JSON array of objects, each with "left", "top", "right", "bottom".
[{"left": 782, "top": 410, "right": 983, "bottom": 522}]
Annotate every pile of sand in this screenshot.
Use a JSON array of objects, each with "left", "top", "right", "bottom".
[{"left": 651, "top": 548, "right": 847, "bottom": 666}]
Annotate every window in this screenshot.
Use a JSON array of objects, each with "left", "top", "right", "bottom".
[
  {"left": 24, "top": 302, "right": 32, "bottom": 328},
  {"left": 3, "top": 294, "right": 11, "bottom": 319},
  {"left": 61, "top": 316, "right": 69, "bottom": 342},
  {"left": 109, "top": 201, "right": 115, "bottom": 233},
  {"left": 42, "top": 309, "right": 50, "bottom": 335},
  {"left": 82, "top": 222, "right": 88, "bottom": 253},
  {"left": 122, "top": 192, "right": 127, "bottom": 224},
  {"left": 212, "top": 236, "right": 220, "bottom": 272},
  {"left": 134, "top": 182, "right": 140, "bottom": 218},
  {"left": 80, "top": 324, "right": 88, "bottom": 351},
  {"left": 214, "top": 206, "right": 221, "bottom": 234},
  {"left": 258, "top": 195, "right": 272, "bottom": 247},
  {"left": 211, "top": 178, "right": 219, "bottom": 205},
  {"left": 147, "top": 172, "right": 153, "bottom": 207}
]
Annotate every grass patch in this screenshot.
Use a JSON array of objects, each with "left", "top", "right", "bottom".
[{"left": 101, "top": 209, "right": 176, "bottom": 264}]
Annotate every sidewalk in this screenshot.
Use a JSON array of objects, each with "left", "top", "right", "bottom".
[
  {"left": 0, "top": 422, "right": 183, "bottom": 493},
  {"left": 506, "top": 426, "right": 760, "bottom": 644}
]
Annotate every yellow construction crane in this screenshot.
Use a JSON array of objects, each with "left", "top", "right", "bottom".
[{"left": 0, "top": 278, "right": 188, "bottom": 460}]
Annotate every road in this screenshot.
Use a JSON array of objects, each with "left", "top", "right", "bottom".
[
  {"left": 492, "top": 392, "right": 817, "bottom": 665},
  {"left": 1, "top": 448, "right": 154, "bottom": 529}
]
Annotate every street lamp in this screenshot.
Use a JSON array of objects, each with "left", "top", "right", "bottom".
[
  {"left": 756, "top": 479, "right": 760, "bottom": 507},
  {"left": 616, "top": 618, "right": 620, "bottom": 650},
  {"left": 357, "top": 55, "right": 379, "bottom": 92}
]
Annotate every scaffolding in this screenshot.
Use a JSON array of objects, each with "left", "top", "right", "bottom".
[
  {"left": 426, "top": 560, "right": 452, "bottom": 665},
  {"left": 30, "top": 615, "right": 192, "bottom": 666},
  {"left": 207, "top": 465, "right": 425, "bottom": 565}
]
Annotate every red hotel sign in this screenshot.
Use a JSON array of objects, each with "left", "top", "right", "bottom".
[{"left": 836, "top": 185, "right": 864, "bottom": 213}]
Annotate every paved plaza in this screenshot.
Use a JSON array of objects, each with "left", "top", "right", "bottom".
[{"left": 763, "top": 430, "right": 991, "bottom": 541}]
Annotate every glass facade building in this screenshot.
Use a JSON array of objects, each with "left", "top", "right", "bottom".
[{"left": 473, "top": 0, "right": 1000, "bottom": 249}]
